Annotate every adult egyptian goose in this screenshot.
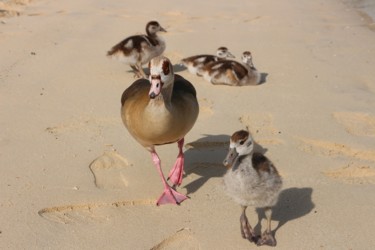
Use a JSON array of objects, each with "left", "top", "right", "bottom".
[
  {"left": 121, "top": 56, "right": 199, "bottom": 205},
  {"left": 180, "top": 47, "right": 235, "bottom": 76},
  {"left": 107, "top": 21, "right": 166, "bottom": 78},
  {"left": 223, "top": 130, "right": 282, "bottom": 246},
  {"left": 202, "top": 51, "right": 261, "bottom": 86}
]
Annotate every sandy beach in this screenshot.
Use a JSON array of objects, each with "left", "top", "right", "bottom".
[{"left": 1, "top": 0, "right": 375, "bottom": 249}]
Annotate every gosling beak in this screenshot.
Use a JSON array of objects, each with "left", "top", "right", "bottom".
[
  {"left": 227, "top": 52, "right": 235, "bottom": 58},
  {"left": 223, "top": 148, "right": 238, "bottom": 168}
]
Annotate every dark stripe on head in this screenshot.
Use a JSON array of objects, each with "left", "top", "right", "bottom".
[
  {"left": 147, "top": 21, "right": 159, "bottom": 27},
  {"left": 231, "top": 130, "right": 249, "bottom": 143},
  {"left": 162, "top": 59, "right": 170, "bottom": 75},
  {"left": 217, "top": 46, "right": 228, "bottom": 51},
  {"left": 243, "top": 51, "right": 252, "bottom": 58}
]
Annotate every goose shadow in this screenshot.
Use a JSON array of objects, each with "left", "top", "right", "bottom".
[
  {"left": 254, "top": 187, "right": 315, "bottom": 239},
  {"left": 183, "top": 134, "right": 268, "bottom": 195}
]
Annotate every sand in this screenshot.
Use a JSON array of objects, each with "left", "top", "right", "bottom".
[{"left": 1, "top": 0, "right": 375, "bottom": 249}]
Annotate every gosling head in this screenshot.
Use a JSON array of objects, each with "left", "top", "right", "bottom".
[{"left": 223, "top": 130, "right": 254, "bottom": 168}]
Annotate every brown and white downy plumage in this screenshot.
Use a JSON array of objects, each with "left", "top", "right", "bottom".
[
  {"left": 223, "top": 130, "right": 282, "bottom": 246},
  {"left": 202, "top": 51, "right": 261, "bottom": 86},
  {"left": 180, "top": 47, "right": 235, "bottom": 76},
  {"left": 121, "top": 56, "right": 199, "bottom": 205},
  {"left": 107, "top": 21, "right": 166, "bottom": 78}
]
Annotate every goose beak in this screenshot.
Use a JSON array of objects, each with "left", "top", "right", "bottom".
[
  {"left": 223, "top": 148, "right": 238, "bottom": 168},
  {"left": 149, "top": 76, "right": 163, "bottom": 99}
]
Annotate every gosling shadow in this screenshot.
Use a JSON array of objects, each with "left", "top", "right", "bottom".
[
  {"left": 254, "top": 187, "right": 315, "bottom": 238},
  {"left": 173, "top": 64, "right": 187, "bottom": 73},
  {"left": 183, "top": 134, "right": 267, "bottom": 195},
  {"left": 258, "top": 72, "right": 269, "bottom": 85}
]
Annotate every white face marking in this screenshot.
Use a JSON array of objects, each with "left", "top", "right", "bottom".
[
  {"left": 233, "top": 136, "right": 254, "bottom": 156},
  {"left": 241, "top": 51, "right": 254, "bottom": 66},
  {"left": 148, "top": 25, "right": 157, "bottom": 33},
  {"left": 216, "top": 48, "right": 234, "bottom": 59},
  {"left": 217, "top": 51, "right": 225, "bottom": 57}
]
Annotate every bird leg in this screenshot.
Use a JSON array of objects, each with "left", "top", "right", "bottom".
[
  {"left": 257, "top": 207, "right": 277, "bottom": 246},
  {"left": 168, "top": 138, "right": 184, "bottom": 187},
  {"left": 130, "top": 65, "right": 143, "bottom": 78},
  {"left": 151, "top": 150, "right": 188, "bottom": 205},
  {"left": 135, "top": 62, "right": 147, "bottom": 78},
  {"left": 240, "top": 206, "right": 258, "bottom": 242}
]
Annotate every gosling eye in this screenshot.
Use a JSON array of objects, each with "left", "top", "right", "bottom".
[{"left": 239, "top": 140, "right": 245, "bottom": 145}]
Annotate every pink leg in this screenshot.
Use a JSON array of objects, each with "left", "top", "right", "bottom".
[
  {"left": 168, "top": 138, "right": 185, "bottom": 187},
  {"left": 151, "top": 150, "right": 188, "bottom": 205}
]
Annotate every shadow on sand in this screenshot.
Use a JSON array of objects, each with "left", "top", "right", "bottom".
[
  {"left": 182, "top": 134, "right": 268, "bottom": 195},
  {"left": 259, "top": 72, "right": 269, "bottom": 85},
  {"left": 255, "top": 187, "right": 315, "bottom": 238}
]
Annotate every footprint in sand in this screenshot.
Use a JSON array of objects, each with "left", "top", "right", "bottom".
[
  {"left": 38, "top": 204, "right": 104, "bottom": 224},
  {"left": 297, "top": 137, "right": 375, "bottom": 162},
  {"left": 239, "top": 113, "right": 283, "bottom": 145},
  {"left": 38, "top": 200, "right": 154, "bottom": 224},
  {"left": 323, "top": 164, "right": 375, "bottom": 184},
  {"left": 151, "top": 228, "right": 200, "bottom": 250},
  {"left": 198, "top": 98, "right": 214, "bottom": 118},
  {"left": 0, "top": 9, "right": 20, "bottom": 17},
  {"left": 333, "top": 112, "right": 375, "bottom": 137},
  {"left": 89, "top": 151, "right": 130, "bottom": 189}
]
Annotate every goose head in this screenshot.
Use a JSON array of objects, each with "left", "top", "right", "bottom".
[
  {"left": 223, "top": 130, "right": 254, "bottom": 168},
  {"left": 148, "top": 56, "right": 174, "bottom": 99},
  {"left": 146, "top": 21, "right": 167, "bottom": 36},
  {"left": 216, "top": 47, "right": 235, "bottom": 59}
]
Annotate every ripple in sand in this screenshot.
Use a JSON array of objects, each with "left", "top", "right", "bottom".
[
  {"left": 45, "top": 115, "right": 120, "bottom": 137},
  {"left": 333, "top": 112, "right": 375, "bottom": 137},
  {"left": 324, "top": 165, "right": 375, "bottom": 184},
  {"left": 298, "top": 137, "right": 375, "bottom": 162}
]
